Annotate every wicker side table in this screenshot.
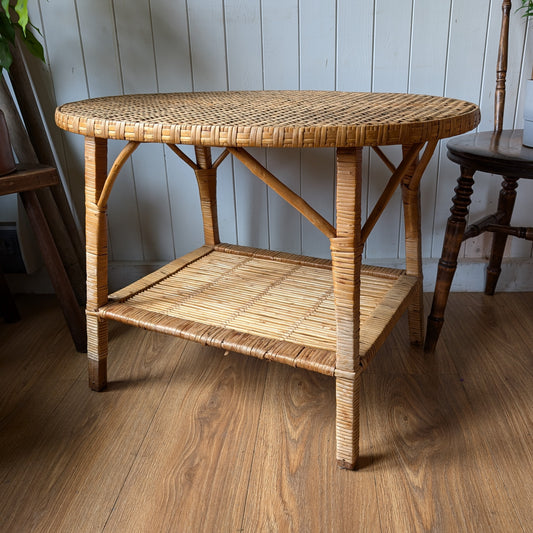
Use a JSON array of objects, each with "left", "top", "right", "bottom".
[{"left": 56, "top": 91, "right": 479, "bottom": 469}]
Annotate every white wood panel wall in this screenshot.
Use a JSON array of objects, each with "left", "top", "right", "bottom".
[{"left": 18, "top": 0, "right": 533, "bottom": 288}]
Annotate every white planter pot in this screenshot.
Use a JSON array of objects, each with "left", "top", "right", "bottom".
[{"left": 523, "top": 79, "right": 533, "bottom": 147}]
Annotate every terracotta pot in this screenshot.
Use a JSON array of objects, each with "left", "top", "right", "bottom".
[{"left": 0, "top": 109, "right": 16, "bottom": 176}]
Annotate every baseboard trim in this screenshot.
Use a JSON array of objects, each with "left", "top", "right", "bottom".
[
  {"left": 5, "top": 257, "right": 533, "bottom": 294},
  {"left": 109, "top": 257, "right": 533, "bottom": 293},
  {"left": 366, "top": 257, "right": 533, "bottom": 292}
]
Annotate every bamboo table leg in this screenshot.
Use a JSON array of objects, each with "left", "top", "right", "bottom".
[
  {"left": 194, "top": 146, "right": 220, "bottom": 246},
  {"left": 425, "top": 166, "right": 475, "bottom": 353},
  {"left": 401, "top": 145, "right": 424, "bottom": 345},
  {"left": 331, "top": 147, "right": 363, "bottom": 470},
  {"left": 399, "top": 141, "right": 439, "bottom": 346},
  {"left": 85, "top": 137, "right": 109, "bottom": 390}
]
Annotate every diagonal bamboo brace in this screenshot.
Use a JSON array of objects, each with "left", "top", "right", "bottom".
[
  {"left": 167, "top": 144, "right": 200, "bottom": 170},
  {"left": 97, "top": 141, "right": 140, "bottom": 209},
  {"left": 361, "top": 143, "right": 423, "bottom": 243},
  {"left": 228, "top": 146, "right": 336, "bottom": 239}
]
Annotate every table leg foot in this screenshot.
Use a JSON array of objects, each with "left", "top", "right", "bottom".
[
  {"left": 87, "top": 314, "right": 108, "bottom": 391},
  {"left": 337, "top": 458, "right": 357, "bottom": 470},
  {"left": 335, "top": 374, "right": 360, "bottom": 470},
  {"left": 407, "top": 283, "right": 424, "bottom": 346}
]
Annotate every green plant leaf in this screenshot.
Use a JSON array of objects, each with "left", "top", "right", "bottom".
[
  {"left": 0, "top": 0, "right": 43, "bottom": 69},
  {"left": 0, "top": 36, "right": 13, "bottom": 70},
  {"left": 19, "top": 27, "right": 44, "bottom": 61},
  {"left": 29, "top": 20, "right": 42, "bottom": 37},
  {"left": 1, "top": 0, "right": 11, "bottom": 20},
  {"left": 517, "top": 0, "right": 533, "bottom": 17},
  {"left": 14, "top": 0, "right": 28, "bottom": 35},
  {"left": 0, "top": 12, "right": 15, "bottom": 42}
]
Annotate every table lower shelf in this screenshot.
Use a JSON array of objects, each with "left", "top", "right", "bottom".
[{"left": 100, "top": 244, "right": 417, "bottom": 376}]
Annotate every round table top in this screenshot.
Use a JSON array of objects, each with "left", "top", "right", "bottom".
[{"left": 55, "top": 91, "right": 480, "bottom": 148}]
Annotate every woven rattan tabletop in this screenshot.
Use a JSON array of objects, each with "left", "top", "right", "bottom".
[{"left": 55, "top": 91, "right": 480, "bottom": 148}]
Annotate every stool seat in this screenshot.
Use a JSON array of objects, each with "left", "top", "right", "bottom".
[{"left": 447, "top": 129, "right": 533, "bottom": 178}]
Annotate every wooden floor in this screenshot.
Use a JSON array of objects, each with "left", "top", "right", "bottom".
[{"left": 0, "top": 293, "right": 532, "bottom": 532}]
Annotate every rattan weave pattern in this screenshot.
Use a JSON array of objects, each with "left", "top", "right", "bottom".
[
  {"left": 100, "top": 246, "right": 416, "bottom": 376},
  {"left": 55, "top": 91, "right": 480, "bottom": 148}
]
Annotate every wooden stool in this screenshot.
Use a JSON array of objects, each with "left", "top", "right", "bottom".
[{"left": 425, "top": 0, "right": 533, "bottom": 352}]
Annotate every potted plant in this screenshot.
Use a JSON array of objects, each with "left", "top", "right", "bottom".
[{"left": 0, "top": 0, "right": 44, "bottom": 174}]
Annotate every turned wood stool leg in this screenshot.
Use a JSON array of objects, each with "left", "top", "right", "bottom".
[
  {"left": 332, "top": 147, "right": 363, "bottom": 469},
  {"left": 485, "top": 176, "right": 518, "bottom": 295},
  {"left": 85, "top": 137, "right": 109, "bottom": 390},
  {"left": 425, "top": 166, "right": 475, "bottom": 353}
]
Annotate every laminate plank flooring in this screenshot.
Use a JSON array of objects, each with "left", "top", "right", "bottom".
[
  {"left": 104, "top": 344, "right": 269, "bottom": 532},
  {"left": 0, "top": 293, "right": 531, "bottom": 532},
  {"left": 242, "top": 366, "right": 380, "bottom": 532}
]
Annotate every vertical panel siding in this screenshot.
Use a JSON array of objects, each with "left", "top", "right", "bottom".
[
  {"left": 151, "top": 0, "right": 204, "bottom": 259},
  {"left": 37, "top": 0, "right": 87, "bottom": 223},
  {"left": 262, "top": 0, "right": 302, "bottom": 254},
  {"left": 187, "top": 0, "right": 238, "bottom": 246},
  {"left": 226, "top": 0, "right": 270, "bottom": 249},
  {"left": 508, "top": 22, "right": 533, "bottom": 259},
  {"left": 113, "top": 0, "right": 175, "bottom": 262},
  {"left": 366, "top": 0, "right": 412, "bottom": 259},
  {"left": 336, "top": 0, "right": 374, "bottom": 260},
  {"left": 28, "top": 0, "right": 532, "bottom": 270},
  {"left": 77, "top": 0, "right": 144, "bottom": 262},
  {"left": 433, "top": 0, "right": 496, "bottom": 259},
  {"left": 461, "top": 0, "right": 504, "bottom": 260},
  {"left": 299, "top": 0, "right": 336, "bottom": 258},
  {"left": 407, "top": 0, "right": 452, "bottom": 259}
]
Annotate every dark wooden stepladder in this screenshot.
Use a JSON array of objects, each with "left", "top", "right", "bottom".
[{"left": 0, "top": 37, "right": 86, "bottom": 352}]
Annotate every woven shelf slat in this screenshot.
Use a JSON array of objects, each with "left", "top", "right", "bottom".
[{"left": 101, "top": 245, "right": 416, "bottom": 376}]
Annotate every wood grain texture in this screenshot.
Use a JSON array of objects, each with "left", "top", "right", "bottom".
[
  {"left": 242, "top": 364, "right": 379, "bottom": 532},
  {"left": 425, "top": 293, "right": 533, "bottom": 530},
  {"left": 364, "top": 372, "right": 525, "bottom": 532},
  {"left": 104, "top": 345, "right": 268, "bottom": 532},
  {"left": 1, "top": 292, "right": 531, "bottom": 531},
  {"left": 0, "top": 301, "right": 188, "bottom": 532}
]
